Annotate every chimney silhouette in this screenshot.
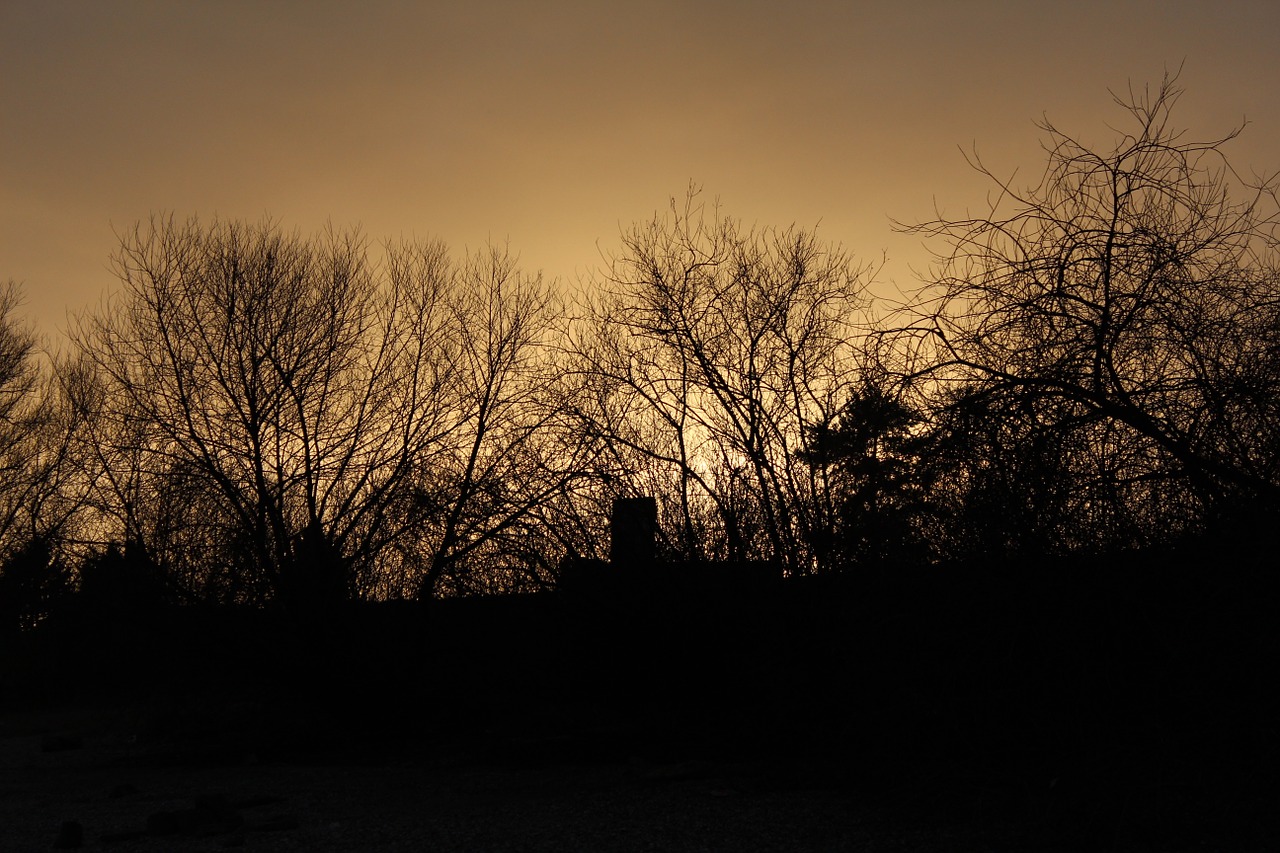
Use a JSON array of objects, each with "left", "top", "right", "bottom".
[{"left": 611, "top": 497, "right": 657, "bottom": 567}]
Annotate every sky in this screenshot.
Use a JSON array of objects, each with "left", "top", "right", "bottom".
[{"left": 4, "top": 0, "right": 1280, "bottom": 344}]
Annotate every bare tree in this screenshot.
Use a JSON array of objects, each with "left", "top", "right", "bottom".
[
  {"left": 0, "top": 282, "right": 44, "bottom": 546},
  {"left": 71, "top": 219, "right": 465, "bottom": 609},
  {"left": 900, "top": 73, "right": 1280, "bottom": 538},
  {"left": 70, "top": 219, "right": 589, "bottom": 607},
  {"left": 0, "top": 282, "right": 87, "bottom": 630},
  {"left": 397, "top": 244, "right": 598, "bottom": 598},
  {"left": 568, "top": 190, "right": 878, "bottom": 574}
]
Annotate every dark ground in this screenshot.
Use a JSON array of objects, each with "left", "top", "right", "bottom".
[{"left": 3, "top": 549, "right": 1277, "bottom": 851}]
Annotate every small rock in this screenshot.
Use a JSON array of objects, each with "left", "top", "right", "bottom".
[
  {"left": 41, "top": 733, "right": 84, "bottom": 752},
  {"left": 252, "top": 814, "right": 300, "bottom": 832},
  {"left": 643, "top": 759, "right": 714, "bottom": 782},
  {"left": 99, "top": 828, "right": 148, "bottom": 844},
  {"left": 232, "top": 794, "right": 287, "bottom": 809},
  {"left": 146, "top": 810, "right": 185, "bottom": 836},
  {"left": 54, "top": 820, "right": 83, "bottom": 849},
  {"left": 218, "top": 828, "right": 248, "bottom": 848},
  {"left": 148, "top": 797, "right": 245, "bottom": 837},
  {"left": 192, "top": 795, "right": 244, "bottom": 836}
]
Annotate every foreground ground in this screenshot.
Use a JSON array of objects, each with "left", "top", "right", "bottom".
[
  {"left": 1, "top": 697, "right": 1275, "bottom": 852},
  {"left": 5, "top": 550, "right": 1277, "bottom": 850}
]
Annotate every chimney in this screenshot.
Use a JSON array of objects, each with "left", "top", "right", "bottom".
[{"left": 610, "top": 497, "right": 657, "bottom": 567}]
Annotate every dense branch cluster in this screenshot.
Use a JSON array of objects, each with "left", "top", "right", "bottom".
[{"left": 3, "top": 76, "right": 1278, "bottom": 626}]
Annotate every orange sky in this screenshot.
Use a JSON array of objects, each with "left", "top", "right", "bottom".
[{"left": 4, "top": 1, "right": 1279, "bottom": 344}]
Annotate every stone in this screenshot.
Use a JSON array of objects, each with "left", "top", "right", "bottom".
[{"left": 53, "top": 820, "right": 83, "bottom": 849}]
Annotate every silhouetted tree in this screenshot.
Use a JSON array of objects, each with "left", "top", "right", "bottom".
[
  {"left": 395, "top": 244, "right": 598, "bottom": 598},
  {"left": 900, "top": 73, "right": 1280, "bottom": 542},
  {"left": 0, "top": 535, "right": 69, "bottom": 635},
  {"left": 569, "top": 189, "right": 878, "bottom": 574},
  {"left": 801, "top": 380, "right": 933, "bottom": 569},
  {"left": 72, "top": 220, "right": 435, "bottom": 608},
  {"left": 0, "top": 283, "right": 84, "bottom": 630},
  {"left": 70, "top": 219, "right": 588, "bottom": 607},
  {"left": 912, "top": 383, "right": 1188, "bottom": 561},
  {"left": 0, "top": 282, "right": 45, "bottom": 546}
]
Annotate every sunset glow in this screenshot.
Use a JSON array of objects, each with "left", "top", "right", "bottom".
[{"left": 4, "top": 1, "right": 1279, "bottom": 337}]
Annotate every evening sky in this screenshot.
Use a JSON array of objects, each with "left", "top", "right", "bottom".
[{"left": 4, "top": 0, "right": 1279, "bottom": 340}]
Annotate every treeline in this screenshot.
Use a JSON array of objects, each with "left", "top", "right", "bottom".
[{"left": 3, "top": 77, "right": 1279, "bottom": 630}]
